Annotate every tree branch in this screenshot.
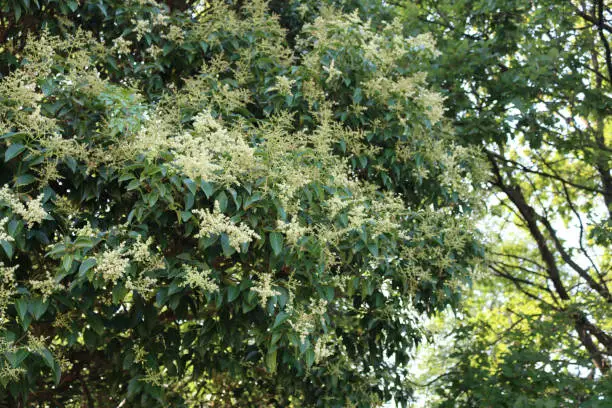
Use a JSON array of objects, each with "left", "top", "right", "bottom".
[
  {"left": 596, "top": 0, "right": 612, "bottom": 83},
  {"left": 537, "top": 214, "right": 611, "bottom": 302},
  {"left": 486, "top": 149, "right": 605, "bottom": 194},
  {"left": 488, "top": 153, "right": 571, "bottom": 301},
  {"left": 490, "top": 265, "right": 561, "bottom": 310}
]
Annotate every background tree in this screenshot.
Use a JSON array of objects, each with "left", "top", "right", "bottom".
[
  {"left": 393, "top": 0, "right": 612, "bottom": 404},
  {"left": 0, "top": 1, "right": 484, "bottom": 406}
]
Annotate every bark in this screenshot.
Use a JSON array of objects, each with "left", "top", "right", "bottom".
[{"left": 574, "top": 314, "right": 610, "bottom": 374}]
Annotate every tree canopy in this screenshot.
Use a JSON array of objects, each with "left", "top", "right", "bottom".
[
  {"left": 0, "top": 1, "right": 485, "bottom": 406},
  {"left": 2, "top": 0, "right": 609, "bottom": 407},
  {"left": 396, "top": 0, "right": 612, "bottom": 405}
]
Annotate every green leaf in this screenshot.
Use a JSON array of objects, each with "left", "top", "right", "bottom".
[
  {"left": 52, "top": 360, "right": 62, "bottom": 385},
  {"left": 243, "top": 192, "right": 261, "bottom": 209},
  {"left": 78, "top": 258, "right": 97, "bottom": 277},
  {"left": 40, "top": 348, "right": 55, "bottom": 369},
  {"left": 127, "top": 378, "right": 142, "bottom": 398},
  {"left": 168, "top": 280, "right": 183, "bottom": 296},
  {"left": 62, "top": 254, "right": 74, "bottom": 272},
  {"left": 271, "top": 331, "right": 282, "bottom": 345},
  {"left": 220, "top": 234, "right": 236, "bottom": 257},
  {"left": 46, "top": 243, "right": 66, "bottom": 257},
  {"left": 66, "top": 0, "right": 78, "bottom": 12},
  {"left": 352, "top": 87, "right": 363, "bottom": 104},
  {"left": 183, "top": 178, "right": 197, "bottom": 195},
  {"left": 305, "top": 348, "right": 315, "bottom": 368},
  {"left": 265, "top": 350, "right": 277, "bottom": 373},
  {"left": 15, "top": 174, "right": 36, "bottom": 186},
  {"left": 270, "top": 232, "right": 283, "bottom": 256},
  {"left": 367, "top": 242, "right": 379, "bottom": 257},
  {"left": 126, "top": 179, "right": 140, "bottom": 191},
  {"left": 29, "top": 298, "right": 49, "bottom": 320},
  {"left": 0, "top": 131, "right": 25, "bottom": 140},
  {"left": 4, "top": 144, "right": 26, "bottom": 162},
  {"left": 7, "top": 219, "right": 21, "bottom": 236},
  {"left": 118, "top": 173, "right": 135, "bottom": 182},
  {"left": 0, "top": 240, "right": 13, "bottom": 259},
  {"left": 14, "top": 4, "right": 21, "bottom": 21},
  {"left": 227, "top": 285, "right": 240, "bottom": 302},
  {"left": 96, "top": 2, "right": 107, "bottom": 17},
  {"left": 20, "top": 314, "right": 32, "bottom": 331},
  {"left": 201, "top": 181, "right": 214, "bottom": 198},
  {"left": 5, "top": 349, "right": 28, "bottom": 368},
  {"left": 73, "top": 236, "right": 94, "bottom": 249},
  {"left": 242, "top": 297, "right": 257, "bottom": 314},
  {"left": 272, "top": 311, "right": 289, "bottom": 329},
  {"left": 184, "top": 192, "right": 194, "bottom": 210},
  {"left": 216, "top": 191, "right": 228, "bottom": 212},
  {"left": 15, "top": 298, "right": 28, "bottom": 321},
  {"left": 65, "top": 156, "right": 77, "bottom": 172}
]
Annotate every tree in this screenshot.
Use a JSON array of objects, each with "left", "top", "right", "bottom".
[
  {"left": 394, "top": 0, "right": 612, "bottom": 404},
  {"left": 0, "top": 1, "right": 484, "bottom": 406}
]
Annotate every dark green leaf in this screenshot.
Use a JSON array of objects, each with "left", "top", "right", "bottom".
[
  {"left": 4, "top": 144, "right": 26, "bottom": 162},
  {"left": 270, "top": 232, "right": 283, "bottom": 256}
]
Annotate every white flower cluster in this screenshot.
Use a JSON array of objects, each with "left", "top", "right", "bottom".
[
  {"left": 163, "top": 25, "right": 184, "bottom": 44},
  {"left": 171, "top": 134, "right": 220, "bottom": 181},
  {"left": 0, "top": 217, "right": 14, "bottom": 242},
  {"left": 250, "top": 272, "right": 280, "bottom": 308},
  {"left": 276, "top": 218, "right": 309, "bottom": 246},
  {"left": 193, "top": 202, "right": 260, "bottom": 252},
  {"left": 136, "top": 111, "right": 257, "bottom": 185},
  {"left": 146, "top": 45, "right": 163, "bottom": 58},
  {"left": 112, "top": 36, "right": 132, "bottom": 55},
  {"left": 153, "top": 12, "right": 170, "bottom": 26},
  {"left": 27, "top": 334, "right": 47, "bottom": 353},
  {"left": 133, "top": 344, "right": 147, "bottom": 364},
  {"left": 86, "top": 237, "right": 163, "bottom": 292},
  {"left": 347, "top": 204, "right": 368, "bottom": 230},
  {"left": 30, "top": 271, "right": 63, "bottom": 300},
  {"left": 94, "top": 244, "right": 129, "bottom": 283},
  {"left": 132, "top": 115, "right": 173, "bottom": 159},
  {"left": 290, "top": 299, "right": 328, "bottom": 341},
  {"left": 181, "top": 265, "right": 218, "bottom": 293},
  {"left": 129, "top": 236, "right": 154, "bottom": 264},
  {"left": 405, "top": 33, "right": 441, "bottom": 56},
  {"left": 417, "top": 88, "right": 447, "bottom": 124},
  {"left": 131, "top": 19, "right": 150, "bottom": 41},
  {"left": 314, "top": 333, "right": 336, "bottom": 364},
  {"left": 0, "top": 337, "right": 17, "bottom": 354},
  {"left": 141, "top": 367, "right": 164, "bottom": 387},
  {"left": 0, "top": 366, "right": 25, "bottom": 383},
  {"left": 322, "top": 59, "right": 342, "bottom": 84},
  {"left": 0, "top": 186, "right": 47, "bottom": 227},
  {"left": 0, "top": 262, "right": 17, "bottom": 326},
  {"left": 71, "top": 221, "right": 98, "bottom": 238},
  {"left": 125, "top": 276, "right": 157, "bottom": 295},
  {"left": 274, "top": 75, "right": 296, "bottom": 96},
  {"left": 369, "top": 193, "right": 407, "bottom": 239},
  {"left": 363, "top": 72, "right": 427, "bottom": 101},
  {"left": 325, "top": 195, "right": 351, "bottom": 219},
  {"left": 189, "top": 111, "right": 257, "bottom": 184}
]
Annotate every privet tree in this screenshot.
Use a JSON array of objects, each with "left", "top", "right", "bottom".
[{"left": 0, "top": 1, "right": 484, "bottom": 406}]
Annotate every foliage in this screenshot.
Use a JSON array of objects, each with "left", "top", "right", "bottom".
[
  {"left": 394, "top": 0, "right": 612, "bottom": 404},
  {"left": 417, "top": 285, "right": 611, "bottom": 407},
  {"left": 0, "top": 0, "right": 484, "bottom": 406}
]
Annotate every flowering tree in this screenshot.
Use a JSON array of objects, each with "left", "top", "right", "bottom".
[{"left": 0, "top": 1, "right": 484, "bottom": 406}]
